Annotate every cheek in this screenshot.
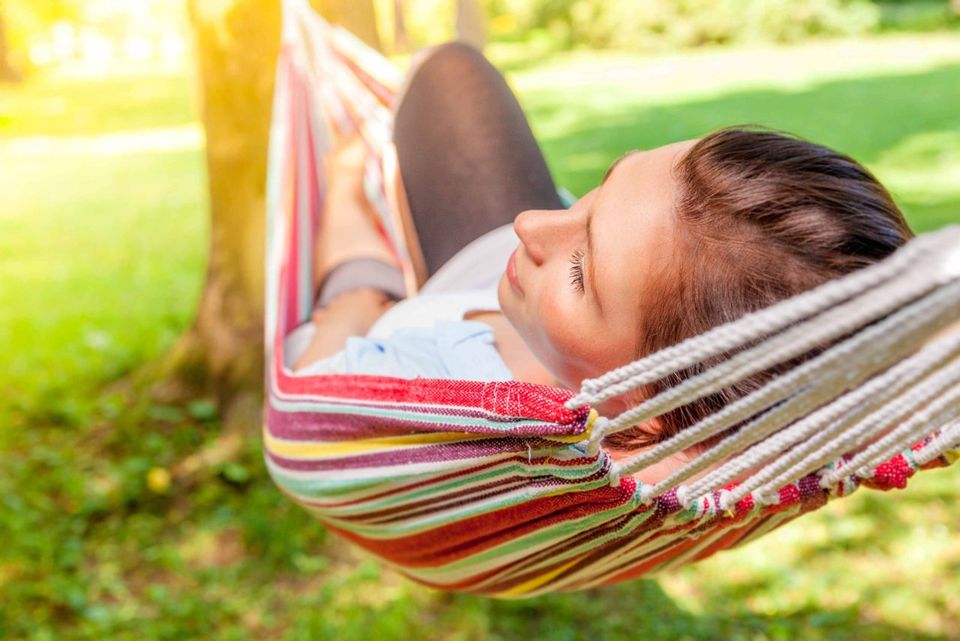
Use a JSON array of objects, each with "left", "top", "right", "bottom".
[
  {"left": 537, "top": 293, "right": 640, "bottom": 386},
  {"left": 531, "top": 287, "right": 603, "bottom": 383},
  {"left": 502, "top": 265, "right": 618, "bottom": 386},
  {"left": 538, "top": 296, "right": 579, "bottom": 353}
]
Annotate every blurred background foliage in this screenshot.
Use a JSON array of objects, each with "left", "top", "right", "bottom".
[
  {"left": 483, "top": 0, "right": 959, "bottom": 51},
  {"left": 1, "top": 0, "right": 187, "bottom": 80},
  {"left": 2, "top": 0, "right": 960, "bottom": 639},
  {"left": 2, "top": 0, "right": 958, "bottom": 79}
]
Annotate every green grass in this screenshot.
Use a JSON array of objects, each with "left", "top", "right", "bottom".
[
  {"left": 0, "top": 71, "right": 196, "bottom": 139},
  {"left": 2, "top": 33, "right": 960, "bottom": 640}
]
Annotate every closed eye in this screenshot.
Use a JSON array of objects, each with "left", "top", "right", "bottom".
[{"left": 569, "top": 249, "right": 585, "bottom": 294}]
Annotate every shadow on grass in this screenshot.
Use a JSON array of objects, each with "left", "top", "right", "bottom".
[
  {"left": 527, "top": 62, "right": 960, "bottom": 232},
  {"left": 465, "top": 576, "right": 946, "bottom": 641}
]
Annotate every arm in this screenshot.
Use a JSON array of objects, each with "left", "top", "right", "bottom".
[{"left": 292, "top": 288, "right": 395, "bottom": 370}]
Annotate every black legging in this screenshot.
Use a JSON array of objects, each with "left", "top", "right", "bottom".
[{"left": 394, "top": 42, "right": 564, "bottom": 277}]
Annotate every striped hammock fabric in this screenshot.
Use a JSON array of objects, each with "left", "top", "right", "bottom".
[{"left": 263, "top": 0, "right": 959, "bottom": 597}]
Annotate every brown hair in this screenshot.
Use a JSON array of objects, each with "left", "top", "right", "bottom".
[{"left": 604, "top": 126, "right": 914, "bottom": 451}]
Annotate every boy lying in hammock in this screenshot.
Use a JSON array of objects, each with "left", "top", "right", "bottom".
[{"left": 286, "top": 43, "right": 913, "bottom": 473}]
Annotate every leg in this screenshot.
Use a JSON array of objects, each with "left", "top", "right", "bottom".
[
  {"left": 314, "top": 134, "right": 407, "bottom": 307},
  {"left": 394, "top": 42, "right": 563, "bottom": 277}
]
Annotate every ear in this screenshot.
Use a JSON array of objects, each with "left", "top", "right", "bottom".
[{"left": 594, "top": 392, "right": 664, "bottom": 449}]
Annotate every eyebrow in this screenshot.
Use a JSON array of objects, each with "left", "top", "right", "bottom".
[{"left": 601, "top": 150, "right": 639, "bottom": 185}]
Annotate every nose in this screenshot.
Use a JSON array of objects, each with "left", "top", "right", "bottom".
[{"left": 513, "top": 208, "right": 577, "bottom": 266}]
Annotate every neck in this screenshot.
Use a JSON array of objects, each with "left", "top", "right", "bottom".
[{"left": 465, "top": 310, "right": 560, "bottom": 387}]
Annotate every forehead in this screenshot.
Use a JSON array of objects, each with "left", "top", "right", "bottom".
[
  {"left": 591, "top": 140, "right": 694, "bottom": 326},
  {"left": 595, "top": 139, "right": 694, "bottom": 243},
  {"left": 604, "top": 139, "right": 693, "bottom": 184}
]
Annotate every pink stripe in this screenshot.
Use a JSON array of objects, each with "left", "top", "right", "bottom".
[{"left": 266, "top": 403, "right": 582, "bottom": 441}]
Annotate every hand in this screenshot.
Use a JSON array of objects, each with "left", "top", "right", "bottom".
[{"left": 292, "top": 288, "right": 396, "bottom": 370}]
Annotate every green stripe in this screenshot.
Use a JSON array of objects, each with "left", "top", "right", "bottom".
[
  {"left": 314, "top": 458, "right": 605, "bottom": 514},
  {"left": 273, "top": 473, "right": 404, "bottom": 497}
]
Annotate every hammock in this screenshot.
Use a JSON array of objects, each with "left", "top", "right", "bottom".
[{"left": 264, "top": 0, "right": 960, "bottom": 597}]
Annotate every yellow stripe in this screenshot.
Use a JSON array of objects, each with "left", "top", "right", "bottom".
[
  {"left": 945, "top": 449, "right": 960, "bottom": 465},
  {"left": 264, "top": 429, "right": 495, "bottom": 459},
  {"left": 264, "top": 408, "right": 597, "bottom": 458},
  {"left": 495, "top": 556, "right": 584, "bottom": 597}
]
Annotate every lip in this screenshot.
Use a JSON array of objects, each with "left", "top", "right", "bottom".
[{"left": 506, "top": 249, "right": 524, "bottom": 296}]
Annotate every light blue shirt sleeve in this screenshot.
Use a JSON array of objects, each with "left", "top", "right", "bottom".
[{"left": 341, "top": 320, "right": 512, "bottom": 380}]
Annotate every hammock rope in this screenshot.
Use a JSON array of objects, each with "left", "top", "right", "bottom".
[
  {"left": 635, "top": 327, "right": 960, "bottom": 504},
  {"left": 683, "top": 328, "right": 960, "bottom": 505},
  {"left": 263, "top": 0, "right": 960, "bottom": 597},
  {"left": 614, "top": 270, "right": 960, "bottom": 499}
]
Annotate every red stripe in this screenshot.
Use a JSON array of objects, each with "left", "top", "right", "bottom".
[
  {"left": 272, "top": 366, "right": 588, "bottom": 427},
  {"left": 325, "top": 479, "right": 636, "bottom": 568}
]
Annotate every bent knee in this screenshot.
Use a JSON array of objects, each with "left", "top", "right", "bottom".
[{"left": 408, "top": 41, "right": 490, "bottom": 86}]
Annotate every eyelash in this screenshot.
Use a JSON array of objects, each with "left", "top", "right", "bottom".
[{"left": 569, "top": 249, "right": 585, "bottom": 294}]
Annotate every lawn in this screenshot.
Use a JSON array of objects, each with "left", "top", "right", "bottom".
[{"left": 2, "top": 33, "right": 960, "bottom": 640}]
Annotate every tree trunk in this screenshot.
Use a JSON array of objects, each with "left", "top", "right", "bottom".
[
  {"left": 170, "top": 0, "right": 381, "bottom": 428},
  {"left": 168, "top": 0, "right": 280, "bottom": 424},
  {"left": 393, "top": 0, "right": 410, "bottom": 53},
  {"left": 456, "top": 0, "right": 487, "bottom": 50},
  {"left": 0, "top": 9, "right": 21, "bottom": 82},
  {"left": 313, "top": 0, "right": 382, "bottom": 49}
]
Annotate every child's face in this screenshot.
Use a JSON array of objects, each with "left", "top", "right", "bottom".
[{"left": 499, "top": 139, "right": 696, "bottom": 394}]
